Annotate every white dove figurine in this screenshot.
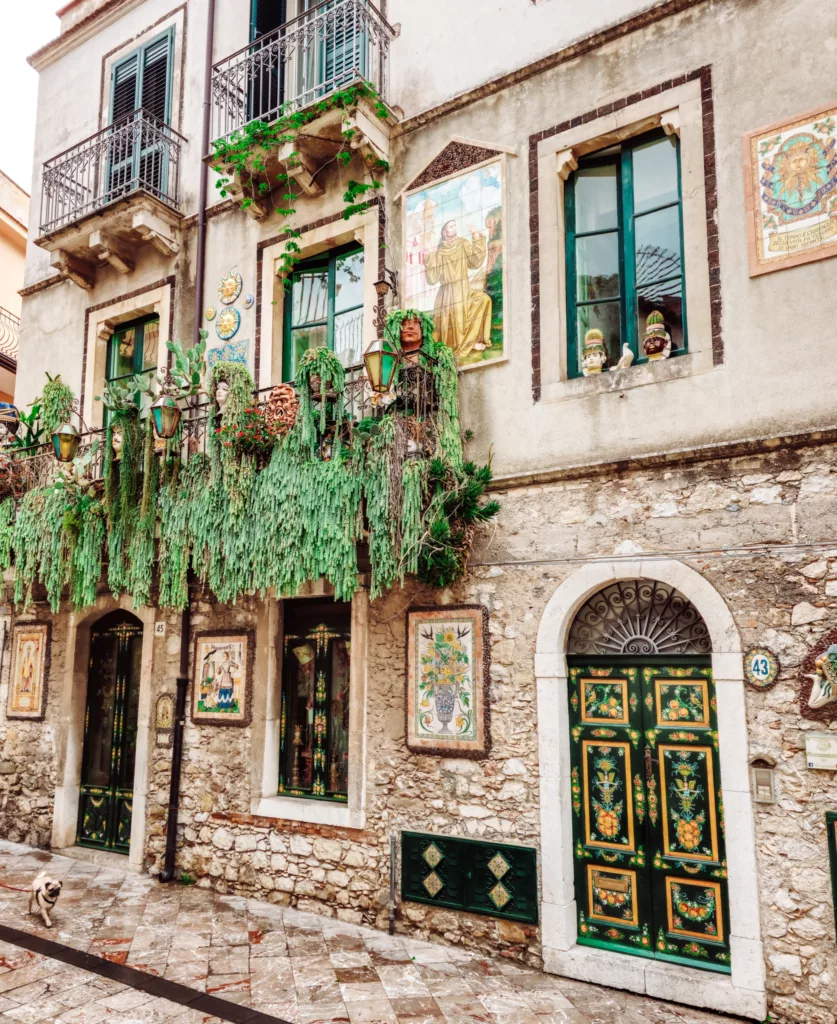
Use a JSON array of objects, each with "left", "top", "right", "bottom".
[{"left": 611, "top": 344, "right": 634, "bottom": 370}]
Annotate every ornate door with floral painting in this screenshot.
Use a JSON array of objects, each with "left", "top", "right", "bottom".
[
  {"left": 566, "top": 581, "right": 730, "bottom": 974},
  {"left": 77, "top": 612, "right": 143, "bottom": 853}
]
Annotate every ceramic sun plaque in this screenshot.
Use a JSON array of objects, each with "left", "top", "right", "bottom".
[
  {"left": 744, "top": 104, "right": 837, "bottom": 276},
  {"left": 191, "top": 630, "right": 253, "bottom": 727},
  {"left": 406, "top": 606, "right": 490, "bottom": 757},
  {"left": 6, "top": 623, "right": 50, "bottom": 720},
  {"left": 218, "top": 271, "right": 243, "bottom": 305}
]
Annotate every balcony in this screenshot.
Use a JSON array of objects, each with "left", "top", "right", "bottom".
[
  {"left": 36, "top": 109, "right": 186, "bottom": 288},
  {"left": 210, "top": 0, "right": 397, "bottom": 217}
]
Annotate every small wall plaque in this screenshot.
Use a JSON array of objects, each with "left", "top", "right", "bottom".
[
  {"left": 154, "top": 622, "right": 166, "bottom": 637},
  {"left": 156, "top": 694, "right": 174, "bottom": 730},
  {"left": 806, "top": 731, "right": 837, "bottom": 770},
  {"left": 744, "top": 647, "right": 779, "bottom": 689}
]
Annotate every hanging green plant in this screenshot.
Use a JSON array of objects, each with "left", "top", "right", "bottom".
[
  {"left": 211, "top": 81, "right": 389, "bottom": 284},
  {"left": 41, "top": 374, "right": 75, "bottom": 435},
  {"left": 293, "top": 347, "right": 346, "bottom": 451}
]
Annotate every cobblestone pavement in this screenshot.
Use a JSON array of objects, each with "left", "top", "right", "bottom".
[{"left": 0, "top": 841, "right": 747, "bottom": 1024}]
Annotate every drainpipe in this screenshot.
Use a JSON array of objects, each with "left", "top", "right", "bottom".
[
  {"left": 193, "top": 0, "right": 217, "bottom": 349},
  {"left": 159, "top": 599, "right": 190, "bottom": 883}
]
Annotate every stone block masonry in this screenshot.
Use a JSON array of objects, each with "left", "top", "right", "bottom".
[{"left": 3, "top": 436, "right": 837, "bottom": 1023}]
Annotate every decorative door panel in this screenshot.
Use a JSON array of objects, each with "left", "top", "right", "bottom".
[
  {"left": 569, "top": 661, "right": 730, "bottom": 972},
  {"left": 643, "top": 665, "right": 730, "bottom": 971},
  {"left": 569, "top": 666, "right": 651, "bottom": 958},
  {"left": 77, "top": 615, "right": 142, "bottom": 853}
]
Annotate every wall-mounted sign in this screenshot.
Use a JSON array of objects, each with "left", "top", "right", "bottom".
[
  {"left": 806, "top": 732, "right": 837, "bottom": 770},
  {"left": 744, "top": 647, "right": 779, "bottom": 689},
  {"left": 154, "top": 621, "right": 166, "bottom": 637}
]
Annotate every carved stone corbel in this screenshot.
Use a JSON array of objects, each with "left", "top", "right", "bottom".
[
  {"left": 660, "top": 108, "right": 681, "bottom": 137},
  {"left": 132, "top": 210, "right": 181, "bottom": 254},
  {"left": 556, "top": 148, "right": 579, "bottom": 181},
  {"left": 89, "top": 230, "right": 135, "bottom": 274},
  {"left": 50, "top": 249, "right": 95, "bottom": 290}
]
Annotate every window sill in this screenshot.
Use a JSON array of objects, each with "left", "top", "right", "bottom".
[
  {"left": 540, "top": 349, "right": 714, "bottom": 404},
  {"left": 254, "top": 794, "right": 365, "bottom": 829}
]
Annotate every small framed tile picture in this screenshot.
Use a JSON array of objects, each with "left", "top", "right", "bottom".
[
  {"left": 6, "top": 623, "right": 50, "bottom": 720},
  {"left": 405, "top": 605, "right": 490, "bottom": 758},
  {"left": 191, "top": 630, "right": 254, "bottom": 727}
]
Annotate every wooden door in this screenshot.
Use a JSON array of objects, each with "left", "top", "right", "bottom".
[{"left": 568, "top": 660, "right": 730, "bottom": 973}]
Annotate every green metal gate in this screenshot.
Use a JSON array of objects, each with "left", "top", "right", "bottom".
[
  {"left": 77, "top": 613, "right": 143, "bottom": 853},
  {"left": 569, "top": 659, "right": 730, "bottom": 973}
]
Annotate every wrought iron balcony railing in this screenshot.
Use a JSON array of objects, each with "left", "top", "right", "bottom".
[
  {"left": 2, "top": 362, "right": 438, "bottom": 503},
  {"left": 0, "top": 307, "right": 20, "bottom": 368},
  {"left": 39, "top": 109, "right": 186, "bottom": 236},
  {"left": 211, "top": 0, "right": 395, "bottom": 145}
]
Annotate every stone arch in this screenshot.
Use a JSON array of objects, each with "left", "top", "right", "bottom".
[
  {"left": 52, "top": 596, "right": 157, "bottom": 871},
  {"left": 534, "top": 558, "right": 766, "bottom": 1020}
]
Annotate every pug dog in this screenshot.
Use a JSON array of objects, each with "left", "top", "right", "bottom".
[{"left": 28, "top": 873, "right": 63, "bottom": 928}]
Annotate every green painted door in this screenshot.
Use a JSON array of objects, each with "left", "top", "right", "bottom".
[
  {"left": 568, "top": 660, "right": 731, "bottom": 973},
  {"left": 77, "top": 614, "right": 143, "bottom": 853}
]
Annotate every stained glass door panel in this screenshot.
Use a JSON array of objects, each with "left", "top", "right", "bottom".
[
  {"left": 77, "top": 615, "right": 143, "bottom": 853},
  {"left": 568, "top": 661, "right": 730, "bottom": 972}
]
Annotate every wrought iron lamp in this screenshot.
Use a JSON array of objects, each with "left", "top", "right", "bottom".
[
  {"left": 363, "top": 335, "right": 399, "bottom": 393},
  {"left": 52, "top": 421, "right": 81, "bottom": 463}
]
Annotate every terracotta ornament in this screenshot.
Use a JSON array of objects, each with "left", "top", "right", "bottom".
[
  {"left": 582, "top": 329, "right": 608, "bottom": 376},
  {"left": 643, "top": 310, "right": 671, "bottom": 360},
  {"left": 265, "top": 383, "right": 298, "bottom": 436},
  {"left": 805, "top": 644, "right": 837, "bottom": 709},
  {"left": 612, "top": 344, "right": 635, "bottom": 370},
  {"left": 400, "top": 315, "right": 424, "bottom": 362}
]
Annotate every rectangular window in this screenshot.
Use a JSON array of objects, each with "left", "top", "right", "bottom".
[
  {"left": 108, "top": 30, "right": 174, "bottom": 199},
  {"left": 283, "top": 243, "right": 365, "bottom": 381},
  {"left": 565, "top": 129, "right": 687, "bottom": 377},
  {"left": 105, "top": 314, "right": 160, "bottom": 424},
  {"left": 280, "top": 599, "right": 351, "bottom": 802}
]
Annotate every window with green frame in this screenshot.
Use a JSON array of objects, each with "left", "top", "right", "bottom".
[
  {"left": 565, "top": 129, "right": 687, "bottom": 377},
  {"left": 105, "top": 315, "right": 160, "bottom": 424},
  {"left": 283, "top": 243, "right": 365, "bottom": 381}
]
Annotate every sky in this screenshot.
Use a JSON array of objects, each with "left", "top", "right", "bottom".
[{"left": 0, "top": 3, "right": 61, "bottom": 193}]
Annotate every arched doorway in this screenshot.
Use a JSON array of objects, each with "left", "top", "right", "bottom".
[
  {"left": 567, "top": 580, "right": 730, "bottom": 972},
  {"left": 76, "top": 611, "right": 144, "bottom": 853}
]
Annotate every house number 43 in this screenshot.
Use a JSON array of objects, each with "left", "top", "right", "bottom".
[{"left": 745, "top": 647, "right": 779, "bottom": 689}]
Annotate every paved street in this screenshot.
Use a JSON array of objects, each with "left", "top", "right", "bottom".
[{"left": 0, "top": 841, "right": 748, "bottom": 1024}]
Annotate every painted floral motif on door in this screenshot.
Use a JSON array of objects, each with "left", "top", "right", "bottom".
[{"left": 569, "top": 662, "right": 730, "bottom": 972}]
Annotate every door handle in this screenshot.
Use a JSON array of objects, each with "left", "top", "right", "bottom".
[{"left": 644, "top": 745, "right": 657, "bottom": 782}]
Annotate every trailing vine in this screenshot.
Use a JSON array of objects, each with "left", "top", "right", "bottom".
[
  {"left": 1, "top": 330, "right": 499, "bottom": 611},
  {"left": 211, "top": 81, "right": 390, "bottom": 284},
  {"left": 41, "top": 374, "right": 75, "bottom": 435}
]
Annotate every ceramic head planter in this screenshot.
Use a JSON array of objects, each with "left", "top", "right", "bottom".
[
  {"left": 643, "top": 310, "right": 672, "bottom": 361},
  {"left": 400, "top": 315, "right": 424, "bottom": 358},
  {"left": 807, "top": 645, "right": 837, "bottom": 708},
  {"left": 582, "top": 329, "right": 608, "bottom": 376},
  {"left": 111, "top": 427, "right": 123, "bottom": 461},
  {"left": 215, "top": 380, "right": 230, "bottom": 415}
]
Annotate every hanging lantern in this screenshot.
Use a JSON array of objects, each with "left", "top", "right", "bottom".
[
  {"left": 151, "top": 393, "right": 182, "bottom": 439},
  {"left": 363, "top": 336, "right": 399, "bottom": 393},
  {"left": 52, "top": 422, "right": 80, "bottom": 463}
]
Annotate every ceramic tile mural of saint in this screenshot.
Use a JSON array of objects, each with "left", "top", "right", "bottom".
[
  {"left": 7, "top": 623, "right": 49, "bottom": 720},
  {"left": 191, "top": 631, "right": 253, "bottom": 726},
  {"left": 744, "top": 105, "right": 837, "bottom": 275},
  {"left": 406, "top": 606, "right": 490, "bottom": 757},
  {"left": 404, "top": 159, "right": 505, "bottom": 367}
]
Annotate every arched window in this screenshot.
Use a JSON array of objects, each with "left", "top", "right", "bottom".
[{"left": 568, "top": 578, "right": 710, "bottom": 655}]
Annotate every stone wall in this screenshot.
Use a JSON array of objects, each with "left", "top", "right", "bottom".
[
  {"left": 0, "top": 603, "right": 66, "bottom": 848},
  {"left": 2, "top": 435, "right": 837, "bottom": 1021}
]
